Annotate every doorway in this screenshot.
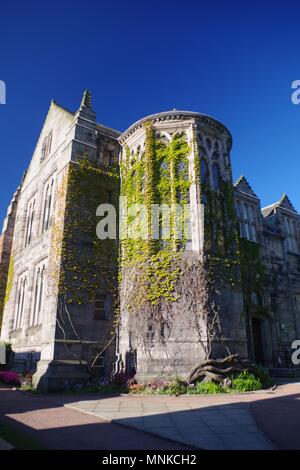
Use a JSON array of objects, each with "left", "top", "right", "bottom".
[{"left": 251, "top": 317, "right": 264, "bottom": 365}]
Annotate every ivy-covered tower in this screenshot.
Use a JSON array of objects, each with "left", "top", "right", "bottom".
[{"left": 118, "top": 110, "right": 248, "bottom": 381}]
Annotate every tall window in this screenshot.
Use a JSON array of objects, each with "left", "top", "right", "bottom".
[
  {"left": 41, "top": 131, "right": 53, "bottom": 162},
  {"left": 30, "top": 264, "right": 46, "bottom": 326},
  {"left": 212, "top": 163, "right": 220, "bottom": 190},
  {"left": 42, "top": 177, "right": 55, "bottom": 232},
  {"left": 237, "top": 201, "right": 258, "bottom": 242},
  {"left": 94, "top": 293, "right": 107, "bottom": 320},
  {"left": 237, "top": 202, "right": 243, "bottom": 237},
  {"left": 14, "top": 275, "right": 27, "bottom": 330},
  {"left": 24, "top": 198, "right": 36, "bottom": 246},
  {"left": 243, "top": 204, "right": 250, "bottom": 239},
  {"left": 103, "top": 149, "right": 115, "bottom": 166},
  {"left": 249, "top": 205, "right": 257, "bottom": 242},
  {"left": 285, "top": 217, "right": 298, "bottom": 253},
  {"left": 200, "top": 159, "right": 209, "bottom": 186}
]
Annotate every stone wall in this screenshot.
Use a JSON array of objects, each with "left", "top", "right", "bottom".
[{"left": 0, "top": 188, "right": 20, "bottom": 332}]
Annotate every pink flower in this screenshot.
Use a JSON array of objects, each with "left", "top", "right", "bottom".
[{"left": 0, "top": 371, "right": 20, "bottom": 385}]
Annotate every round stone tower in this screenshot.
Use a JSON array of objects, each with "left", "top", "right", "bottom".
[{"left": 117, "top": 110, "right": 247, "bottom": 381}]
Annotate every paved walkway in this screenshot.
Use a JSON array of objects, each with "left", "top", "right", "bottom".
[
  {"left": 0, "top": 387, "right": 191, "bottom": 450},
  {"left": 62, "top": 395, "right": 274, "bottom": 450},
  {"left": 60, "top": 382, "right": 300, "bottom": 450},
  {"left": 1, "top": 383, "right": 299, "bottom": 450}
]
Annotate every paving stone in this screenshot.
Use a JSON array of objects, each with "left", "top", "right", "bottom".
[{"left": 64, "top": 395, "right": 273, "bottom": 450}]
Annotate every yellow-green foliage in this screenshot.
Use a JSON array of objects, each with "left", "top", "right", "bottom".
[
  {"left": 58, "top": 157, "right": 120, "bottom": 305},
  {"left": 4, "top": 252, "right": 14, "bottom": 306},
  {"left": 120, "top": 124, "right": 191, "bottom": 306}
]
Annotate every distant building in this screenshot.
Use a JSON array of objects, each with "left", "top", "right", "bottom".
[{"left": 0, "top": 94, "right": 299, "bottom": 390}]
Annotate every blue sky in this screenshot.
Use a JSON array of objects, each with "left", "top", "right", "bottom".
[{"left": 0, "top": 0, "right": 299, "bottom": 222}]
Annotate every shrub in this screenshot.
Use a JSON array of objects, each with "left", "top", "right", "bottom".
[
  {"left": 167, "top": 377, "right": 187, "bottom": 396},
  {"left": 232, "top": 371, "right": 262, "bottom": 392},
  {"left": 145, "top": 378, "right": 170, "bottom": 393},
  {"left": 187, "top": 381, "right": 224, "bottom": 394},
  {"left": 250, "top": 365, "right": 273, "bottom": 388}
]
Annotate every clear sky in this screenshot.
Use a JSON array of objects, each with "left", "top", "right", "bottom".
[{"left": 0, "top": 0, "right": 299, "bottom": 222}]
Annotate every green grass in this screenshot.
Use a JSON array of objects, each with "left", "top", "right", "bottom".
[{"left": 0, "top": 422, "right": 46, "bottom": 450}]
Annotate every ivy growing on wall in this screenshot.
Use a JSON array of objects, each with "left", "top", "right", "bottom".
[
  {"left": 120, "top": 122, "right": 191, "bottom": 307},
  {"left": 0, "top": 251, "right": 14, "bottom": 327},
  {"left": 238, "top": 237, "right": 267, "bottom": 313},
  {"left": 50, "top": 156, "right": 120, "bottom": 309},
  {"left": 4, "top": 252, "right": 14, "bottom": 306},
  {"left": 198, "top": 155, "right": 240, "bottom": 288}
]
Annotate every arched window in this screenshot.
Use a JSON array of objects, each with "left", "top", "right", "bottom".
[
  {"left": 37, "top": 267, "right": 45, "bottom": 325},
  {"left": 14, "top": 276, "right": 27, "bottom": 330},
  {"left": 238, "top": 202, "right": 258, "bottom": 242},
  {"left": 31, "top": 265, "right": 46, "bottom": 326},
  {"left": 237, "top": 202, "right": 243, "bottom": 237},
  {"left": 212, "top": 163, "right": 220, "bottom": 190},
  {"left": 25, "top": 198, "right": 36, "bottom": 246},
  {"left": 250, "top": 206, "right": 257, "bottom": 242},
  {"left": 31, "top": 269, "right": 40, "bottom": 326},
  {"left": 243, "top": 203, "right": 250, "bottom": 240},
  {"left": 41, "top": 131, "right": 53, "bottom": 162},
  {"left": 42, "top": 178, "right": 55, "bottom": 232},
  {"left": 47, "top": 131, "right": 53, "bottom": 155},
  {"left": 200, "top": 159, "right": 209, "bottom": 186}
]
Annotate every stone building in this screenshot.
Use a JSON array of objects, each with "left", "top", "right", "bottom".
[
  {"left": 0, "top": 92, "right": 120, "bottom": 390},
  {"left": 0, "top": 96, "right": 299, "bottom": 389}
]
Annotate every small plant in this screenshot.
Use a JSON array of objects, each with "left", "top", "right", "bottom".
[
  {"left": 128, "top": 383, "right": 145, "bottom": 394},
  {"left": 20, "top": 377, "right": 35, "bottom": 392},
  {"left": 250, "top": 365, "right": 273, "bottom": 388},
  {"left": 145, "top": 378, "right": 171, "bottom": 393},
  {"left": 231, "top": 370, "right": 262, "bottom": 392},
  {"left": 187, "top": 381, "right": 224, "bottom": 394},
  {"left": 167, "top": 377, "right": 187, "bottom": 396}
]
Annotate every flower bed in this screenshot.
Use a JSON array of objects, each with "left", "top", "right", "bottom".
[
  {"left": 128, "top": 368, "right": 272, "bottom": 395},
  {"left": 0, "top": 371, "right": 21, "bottom": 386}
]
